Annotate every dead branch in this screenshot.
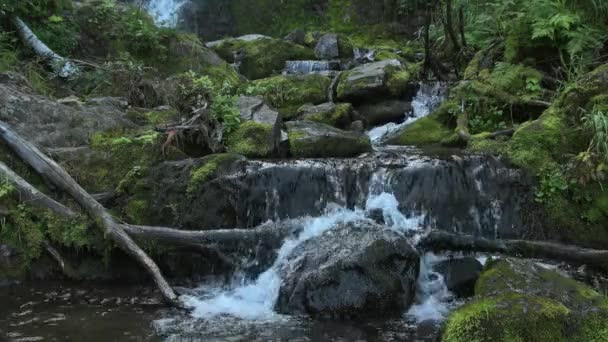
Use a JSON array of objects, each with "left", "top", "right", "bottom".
[{"left": 0, "top": 121, "right": 179, "bottom": 305}]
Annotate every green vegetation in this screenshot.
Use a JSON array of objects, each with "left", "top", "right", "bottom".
[{"left": 225, "top": 121, "right": 274, "bottom": 158}]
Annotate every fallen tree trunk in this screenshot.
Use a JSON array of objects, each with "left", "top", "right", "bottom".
[
  {"left": 11, "top": 16, "right": 79, "bottom": 78},
  {"left": 0, "top": 121, "right": 178, "bottom": 305},
  {"left": 0, "top": 161, "right": 76, "bottom": 218},
  {"left": 420, "top": 231, "right": 608, "bottom": 273}
]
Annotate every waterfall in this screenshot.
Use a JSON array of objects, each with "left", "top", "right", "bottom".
[
  {"left": 283, "top": 61, "right": 337, "bottom": 75},
  {"left": 146, "top": 0, "right": 188, "bottom": 27},
  {"left": 181, "top": 168, "right": 426, "bottom": 320},
  {"left": 367, "top": 81, "right": 448, "bottom": 145}
]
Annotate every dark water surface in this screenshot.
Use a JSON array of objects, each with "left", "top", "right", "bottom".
[{"left": 0, "top": 282, "right": 161, "bottom": 341}]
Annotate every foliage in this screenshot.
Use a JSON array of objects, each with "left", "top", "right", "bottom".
[
  {"left": 175, "top": 71, "right": 241, "bottom": 134},
  {"left": 0, "top": 31, "right": 18, "bottom": 72},
  {"left": 582, "top": 104, "right": 608, "bottom": 163},
  {"left": 31, "top": 14, "right": 79, "bottom": 56}
]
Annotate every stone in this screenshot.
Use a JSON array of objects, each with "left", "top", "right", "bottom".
[
  {"left": 314, "top": 34, "right": 340, "bottom": 60},
  {"left": 276, "top": 220, "right": 420, "bottom": 318},
  {"left": 284, "top": 29, "right": 306, "bottom": 45},
  {"left": 227, "top": 96, "right": 283, "bottom": 157},
  {"left": 442, "top": 258, "right": 608, "bottom": 341},
  {"left": 286, "top": 121, "right": 372, "bottom": 158},
  {"left": 297, "top": 102, "right": 354, "bottom": 129},
  {"left": 0, "top": 72, "right": 135, "bottom": 148},
  {"left": 336, "top": 59, "right": 403, "bottom": 102},
  {"left": 434, "top": 257, "right": 483, "bottom": 298},
  {"left": 356, "top": 100, "right": 412, "bottom": 126}
]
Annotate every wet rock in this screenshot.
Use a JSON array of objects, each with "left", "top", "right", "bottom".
[
  {"left": 443, "top": 258, "right": 608, "bottom": 341},
  {"left": 276, "top": 220, "right": 419, "bottom": 318},
  {"left": 349, "top": 120, "right": 365, "bottom": 132},
  {"left": 434, "top": 257, "right": 482, "bottom": 297},
  {"left": 286, "top": 121, "right": 372, "bottom": 158},
  {"left": 356, "top": 100, "right": 412, "bottom": 126},
  {"left": 297, "top": 102, "right": 355, "bottom": 129},
  {"left": 0, "top": 72, "right": 135, "bottom": 148}
]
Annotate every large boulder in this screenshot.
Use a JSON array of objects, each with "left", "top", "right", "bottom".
[
  {"left": 276, "top": 220, "right": 420, "bottom": 318},
  {"left": 225, "top": 96, "right": 284, "bottom": 158},
  {"left": 442, "top": 258, "right": 608, "bottom": 342},
  {"left": 286, "top": 121, "right": 372, "bottom": 158},
  {"left": 336, "top": 59, "right": 414, "bottom": 102},
  {"left": 210, "top": 36, "right": 315, "bottom": 80},
  {"left": 0, "top": 72, "right": 134, "bottom": 148},
  {"left": 297, "top": 102, "right": 356, "bottom": 129},
  {"left": 356, "top": 100, "right": 411, "bottom": 126}
]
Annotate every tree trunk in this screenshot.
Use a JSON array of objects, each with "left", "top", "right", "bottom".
[
  {"left": 0, "top": 121, "right": 178, "bottom": 305},
  {"left": 445, "top": 0, "right": 461, "bottom": 51},
  {"left": 11, "top": 16, "right": 79, "bottom": 78},
  {"left": 420, "top": 231, "right": 608, "bottom": 273}
]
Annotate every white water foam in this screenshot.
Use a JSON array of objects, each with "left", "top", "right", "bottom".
[
  {"left": 182, "top": 171, "right": 425, "bottom": 320},
  {"left": 367, "top": 82, "right": 447, "bottom": 145},
  {"left": 407, "top": 253, "right": 457, "bottom": 322},
  {"left": 146, "top": 0, "right": 187, "bottom": 27}
]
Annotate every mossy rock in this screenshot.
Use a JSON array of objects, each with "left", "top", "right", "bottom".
[
  {"left": 225, "top": 121, "right": 275, "bottom": 158},
  {"left": 298, "top": 102, "right": 354, "bottom": 129},
  {"left": 286, "top": 121, "right": 371, "bottom": 158},
  {"left": 336, "top": 59, "right": 412, "bottom": 102},
  {"left": 242, "top": 74, "right": 331, "bottom": 120},
  {"left": 443, "top": 258, "right": 608, "bottom": 342},
  {"left": 188, "top": 153, "right": 246, "bottom": 193},
  {"left": 212, "top": 37, "right": 315, "bottom": 80},
  {"left": 385, "top": 112, "right": 453, "bottom": 146}
]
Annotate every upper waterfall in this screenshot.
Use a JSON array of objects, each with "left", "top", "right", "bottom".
[{"left": 146, "top": 0, "right": 188, "bottom": 27}]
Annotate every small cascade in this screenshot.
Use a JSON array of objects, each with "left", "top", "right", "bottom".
[
  {"left": 353, "top": 48, "right": 376, "bottom": 63},
  {"left": 283, "top": 60, "right": 338, "bottom": 75},
  {"left": 367, "top": 81, "right": 448, "bottom": 145},
  {"left": 181, "top": 167, "right": 426, "bottom": 320},
  {"left": 146, "top": 0, "right": 187, "bottom": 27},
  {"left": 407, "top": 253, "right": 457, "bottom": 322}
]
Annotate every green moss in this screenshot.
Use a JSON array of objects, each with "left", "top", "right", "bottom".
[
  {"left": 446, "top": 258, "right": 608, "bottom": 342},
  {"left": 387, "top": 112, "right": 453, "bottom": 146},
  {"left": 443, "top": 294, "right": 570, "bottom": 342},
  {"left": 469, "top": 135, "right": 508, "bottom": 154},
  {"left": 225, "top": 121, "right": 274, "bottom": 158},
  {"left": 188, "top": 154, "right": 241, "bottom": 193},
  {"left": 386, "top": 63, "right": 421, "bottom": 96},
  {"left": 213, "top": 38, "right": 315, "bottom": 80},
  {"left": 243, "top": 74, "right": 331, "bottom": 119}
]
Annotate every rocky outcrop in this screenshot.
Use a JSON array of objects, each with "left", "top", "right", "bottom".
[
  {"left": 286, "top": 121, "right": 372, "bottom": 158},
  {"left": 443, "top": 258, "right": 608, "bottom": 341},
  {"left": 276, "top": 220, "right": 419, "bottom": 318},
  {"left": 0, "top": 72, "right": 134, "bottom": 148}
]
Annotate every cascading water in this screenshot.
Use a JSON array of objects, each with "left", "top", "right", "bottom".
[
  {"left": 181, "top": 168, "right": 426, "bottom": 320},
  {"left": 284, "top": 61, "right": 337, "bottom": 75},
  {"left": 146, "top": 0, "right": 187, "bottom": 27},
  {"left": 367, "top": 82, "right": 448, "bottom": 145}
]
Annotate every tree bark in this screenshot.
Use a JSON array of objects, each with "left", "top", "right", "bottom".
[
  {"left": 445, "top": 0, "right": 461, "bottom": 51},
  {"left": 11, "top": 16, "right": 79, "bottom": 78},
  {"left": 420, "top": 231, "right": 608, "bottom": 273},
  {"left": 0, "top": 121, "right": 178, "bottom": 305}
]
